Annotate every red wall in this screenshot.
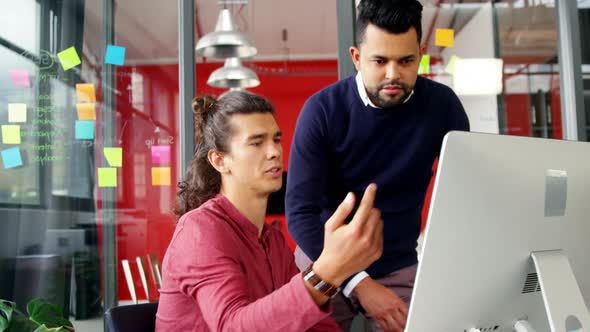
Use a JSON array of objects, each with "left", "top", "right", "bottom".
[{"left": 104, "top": 60, "right": 338, "bottom": 301}]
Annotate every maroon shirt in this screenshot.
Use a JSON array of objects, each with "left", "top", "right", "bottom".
[{"left": 155, "top": 195, "right": 341, "bottom": 332}]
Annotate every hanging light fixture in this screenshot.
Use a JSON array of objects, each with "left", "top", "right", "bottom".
[
  {"left": 207, "top": 57, "right": 260, "bottom": 89},
  {"left": 195, "top": 9, "right": 257, "bottom": 59}
]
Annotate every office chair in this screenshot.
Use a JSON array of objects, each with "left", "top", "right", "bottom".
[{"left": 104, "top": 302, "right": 158, "bottom": 332}]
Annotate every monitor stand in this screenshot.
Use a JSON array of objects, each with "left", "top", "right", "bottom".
[
  {"left": 468, "top": 250, "right": 589, "bottom": 332},
  {"left": 530, "top": 250, "right": 590, "bottom": 332}
]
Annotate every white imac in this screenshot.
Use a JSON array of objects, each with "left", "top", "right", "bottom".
[{"left": 406, "top": 132, "right": 590, "bottom": 332}]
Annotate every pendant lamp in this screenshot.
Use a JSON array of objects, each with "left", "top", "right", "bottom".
[
  {"left": 207, "top": 57, "right": 260, "bottom": 89},
  {"left": 195, "top": 9, "right": 257, "bottom": 59}
]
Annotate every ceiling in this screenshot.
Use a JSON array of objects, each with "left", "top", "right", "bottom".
[{"left": 80, "top": 0, "right": 564, "bottom": 65}]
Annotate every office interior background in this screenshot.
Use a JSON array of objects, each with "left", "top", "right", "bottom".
[{"left": 0, "top": 0, "right": 588, "bottom": 331}]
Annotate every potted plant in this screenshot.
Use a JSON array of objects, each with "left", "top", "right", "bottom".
[{"left": 0, "top": 298, "right": 74, "bottom": 332}]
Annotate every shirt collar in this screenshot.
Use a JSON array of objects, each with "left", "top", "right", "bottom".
[
  {"left": 355, "top": 71, "right": 415, "bottom": 108},
  {"left": 213, "top": 194, "right": 271, "bottom": 240}
]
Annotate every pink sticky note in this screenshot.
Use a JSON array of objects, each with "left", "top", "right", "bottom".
[
  {"left": 151, "top": 145, "right": 171, "bottom": 165},
  {"left": 10, "top": 70, "right": 31, "bottom": 88}
]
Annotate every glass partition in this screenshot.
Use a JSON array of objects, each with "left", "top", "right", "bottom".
[{"left": 0, "top": 1, "right": 179, "bottom": 330}]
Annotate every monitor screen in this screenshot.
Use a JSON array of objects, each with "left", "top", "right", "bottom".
[{"left": 406, "top": 132, "right": 590, "bottom": 332}]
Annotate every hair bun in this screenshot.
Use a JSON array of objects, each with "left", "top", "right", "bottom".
[
  {"left": 192, "top": 95, "right": 217, "bottom": 116},
  {"left": 192, "top": 95, "right": 217, "bottom": 135}
]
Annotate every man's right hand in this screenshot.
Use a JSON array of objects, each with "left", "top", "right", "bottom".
[
  {"left": 354, "top": 277, "right": 408, "bottom": 332},
  {"left": 312, "top": 184, "right": 383, "bottom": 287}
]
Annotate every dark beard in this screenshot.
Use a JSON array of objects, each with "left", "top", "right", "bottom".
[{"left": 367, "top": 80, "right": 412, "bottom": 108}]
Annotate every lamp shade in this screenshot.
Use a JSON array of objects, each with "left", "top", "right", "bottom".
[
  {"left": 195, "top": 9, "right": 257, "bottom": 59},
  {"left": 207, "top": 58, "right": 260, "bottom": 89}
]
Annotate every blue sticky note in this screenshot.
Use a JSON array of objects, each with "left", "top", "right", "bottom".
[
  {"left": 75, "top": 120, "right": 95, "bottom": 140},
  {"left": 2, "top": 147, "right": 23, "bottom": 169},
  {"left": 105, "top": 45, "right": 126, "bottom": 66}
]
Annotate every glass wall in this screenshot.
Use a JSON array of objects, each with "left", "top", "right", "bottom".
[
  {"left": 418, "top": 0, "right": 561, "bottom": 138},
  {"left": 0, "top": 0, "right": 179, "bottom": 330},
  {"left": 0, "top": 0, "right": 586, "bottom": 331},
  {"left": 0, "top": 0, "right": 339, "bottom": 330}
]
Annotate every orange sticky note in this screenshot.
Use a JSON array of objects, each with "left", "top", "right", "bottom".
[
  {"left": 151, "top": 167, "right": 171, "bottom": 186},
  {"left": 98, "top": 167, "right": 117, "bottom": 187},
  {"left": 435, "top": 29, "right": 454, "bottom": 47},
  {"left": 76, "top": 103, "right": 96, "bottom": 120},
  {"left": 76, "top": 83, "right": 96, "bottom": 102}
]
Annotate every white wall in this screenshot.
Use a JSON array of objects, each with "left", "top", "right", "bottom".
[{"left": 442, "top": 3, "right": 500, "bottom": 134}]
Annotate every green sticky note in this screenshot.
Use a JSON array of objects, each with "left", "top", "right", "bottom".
[
  {"left": 418, "top": 55, "right": 430, "bottom": 75},
  {"left": 2, "top": 125, "right": 21, "bottom": 144},
  {"left": 98, "top": 167, "right": 117, "bottom": 187},
  {"left": 445, "top": 55, "right": 461, "bottom": 75},
  {"left": 104, "top": 147, "right": 122, "bottom": 167},
  {"left": 8, "top": 103, "right": 27, "bottom": 123},
  {"left": 57, "top": 46, "right": 81, "bottom": 71}
]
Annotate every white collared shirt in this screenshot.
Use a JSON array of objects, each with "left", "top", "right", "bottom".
[{"left": 355, "top": 71, "right": 414, "bottom": 109}]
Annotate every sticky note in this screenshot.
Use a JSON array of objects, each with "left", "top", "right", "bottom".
[
  {"left": 151, "top": 145, "right": 171, "bottom": 165},
  {"left": 418, "top": 55, "right": 430, "bottom": 75},
  {"left": 2, "top": 125, "right": 21, "bottom": 144},
  {"left": 57, "top": 46, "right": 81, "bottom": 71},
  {"left": 104, "top": 147, "right": 122, "bottom": 167},
  {"left": 8, "top": 104, "right": 27, "bottom": 123},
  {"left": 76, "top": 103, "right": 96, "bottom": 120},
  {"left": 445, "top": 55, "right": 460, "bottom": 75},
  {"left": 98, "top": 167, "right": 117, "bottom": 187},
  {"left": 75, "top": 120, "right": 95, "bottom": 140},
  {"left": 76, "top": 83, "right": 96, "bottom": 102},
  {"left": 152, "top": 167, "right": 171, "bottom": 186},
  {"left": 10, "top": 70, "right": 31, "bottom": 88},
  {"left": 1, "top": 147, "right": 23, "bottom": 169},
  {"left": 435, "top": 28, "right": 454, "bottom": 47},
  {"left": 105, "top": 45, "right": 126, "bottom": 66}
]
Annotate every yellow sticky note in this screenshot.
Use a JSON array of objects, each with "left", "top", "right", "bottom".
[
  {"left": 104, "top": 147, "right": 122, "bottom": 167},
  {"left": 8, "top": 104, "right": 27, "bottom": 123},
  {"left": 445, "top": 55, "right": 461, "bottom": 75},
  {"left": 152, "top": 167, "right": 171, "bottom": 186},
  {"left": 76, "top": 103, "right": 96, "bottom": 120},
  {"left": 76, "top": 83, "right": 96, "bottom": 102},
  {"left": 57, "top": 46, "right": 81, "bottom": 71},
  {"left": 98, "top": 167, "right": 117, "bottom": 187},
  {"left": 435, "top": 28, "right": 454, "bottom": 48},
  {"left": 2, "top": 125, "right": 21, "bottom": 144},
  {"left": 418, "top": 54, "right": 430, "bottom": 75}
]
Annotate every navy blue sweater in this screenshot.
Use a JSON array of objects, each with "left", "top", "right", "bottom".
[{"left": 285, "top": 75, "right": 469, "bottom": 282}]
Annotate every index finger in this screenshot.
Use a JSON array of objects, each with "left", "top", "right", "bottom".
[{"left": 350, "top": 183, "right": 377, "bottom": 226}]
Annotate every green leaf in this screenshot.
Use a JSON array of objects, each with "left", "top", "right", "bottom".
[
  {"left": 27, "top": 299, "right": 73, "bottom": 329},
  {"left": 0, "top": 300, "right": 15, "bottom": 332},
  {"left": 8, "top": 313, "right": 39, "bottom": 332},
  {"left": 0, "top": 316, "right": 7, "bottom": 332},
  {"left": 33, "top": 323, "right": 72, "bottom": 332}
]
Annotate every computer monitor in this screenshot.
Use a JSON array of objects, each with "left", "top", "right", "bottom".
[{"left": 406, "top": 132, "right": 590, "bottom": 332}]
